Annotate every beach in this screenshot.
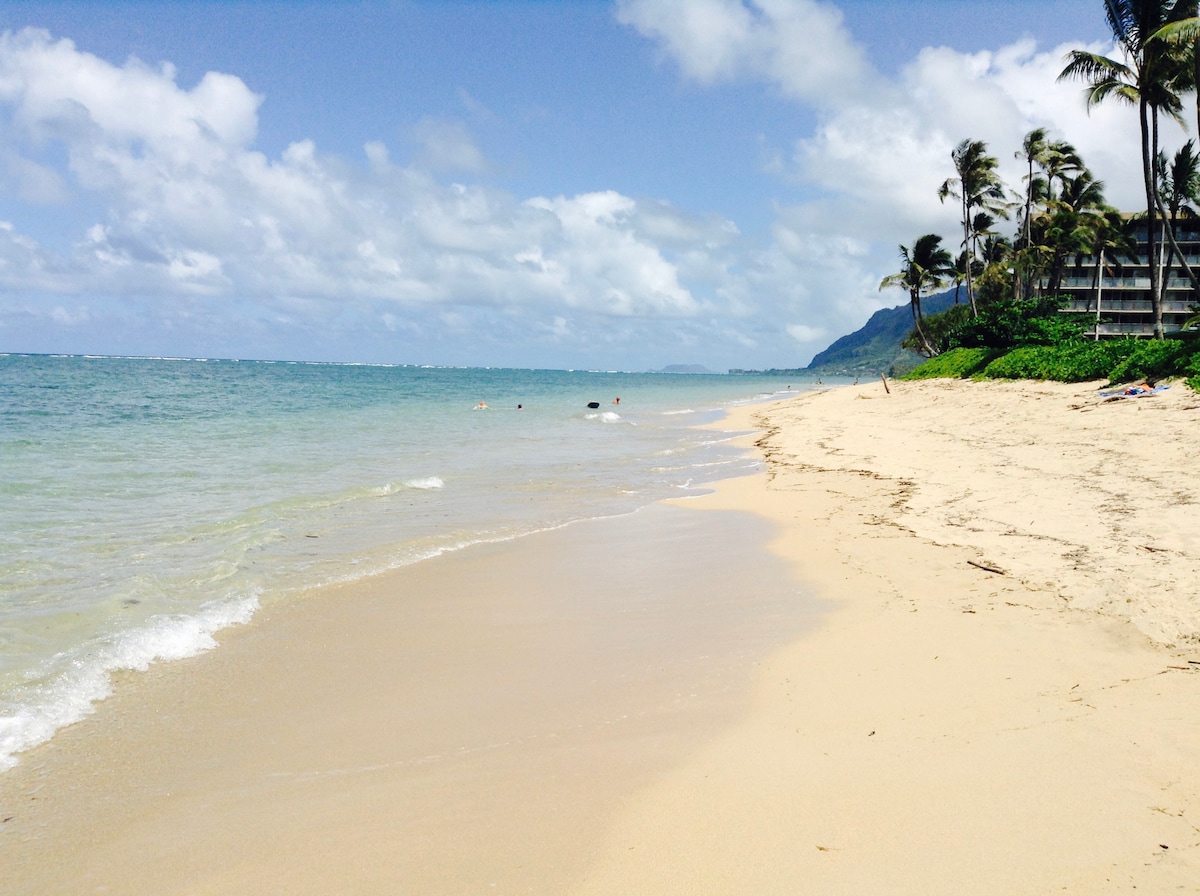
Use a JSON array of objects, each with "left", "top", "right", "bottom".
[{"left": 4, "top": 377, "right": 1200, "bottom": 893}]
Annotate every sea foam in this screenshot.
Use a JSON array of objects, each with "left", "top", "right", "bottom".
[
  {"left": 0, "top": 593, "right": 258, "bottom": 771},
  {"left": 404, "top": 477, "right": 445, "bottom": 490}
]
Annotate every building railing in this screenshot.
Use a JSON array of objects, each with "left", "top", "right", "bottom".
[
  {"left": 1061, "top": 300, "right": 1194, "bottom": 313},
  {"left": 1040, "top": 231, "right": 1199, "bottom": 336},
  {"left": 1059, "top": 277, "right": 1200, "bottom": 290}
]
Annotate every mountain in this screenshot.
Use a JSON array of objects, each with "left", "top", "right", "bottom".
[{"left": 806, "top": 288, "right": 961, "bottom": 377}]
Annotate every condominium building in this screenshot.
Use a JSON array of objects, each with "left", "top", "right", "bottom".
[{"left": 1055, "top": 219, "right": 1199, "bottom": 337}]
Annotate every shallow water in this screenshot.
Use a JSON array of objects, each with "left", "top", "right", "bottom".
[{"left": 0, "top": 354, "right": 826, "bottom": 769}]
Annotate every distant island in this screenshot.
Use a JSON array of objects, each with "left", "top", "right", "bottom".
[
  {"left": 727, "top": 368, "right": 812, "bottom": 376},
  {"left": 652, "top": 364, "right": 716, "bottom": 374}
]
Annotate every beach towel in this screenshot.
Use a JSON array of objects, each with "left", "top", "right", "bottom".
[{"left": 1099, "top": 385, "right": 1170, "bottom": 399}]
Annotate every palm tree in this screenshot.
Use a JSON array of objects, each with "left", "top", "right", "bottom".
[
  {"left": 1160, "top": 140, "right": 1200, "bottom": 225},
  {"left": 879, "top": 234, "right": 955, "bottom": 357},
  {"left": 1016, "top": 128, "right": 1052, "bottom": 256},
  {"left": 1155, "top": 140, "right": 1200, "bottom": 285},
  {"left": 1042, "top": 169, "right": 1115, "bottom": 293},
  {"left": 951, "top": 249, "right": 973, "bottom": 305},
  {"left": 1059, "top": 0, "right": 1193, "bottom": 338},
  {"left": 1152, "top": 2, "right": 1200, "bottom": 135},
  {"left": 1015, "top": 131, "right": 1083, "bottom": 249},
  {"left": 1087, "top": 210, "right": 1141, "bottom": 336},
  {"left": 1013, "top": 135, "right": 1085, "bottom": 298},
  {"left": 938, "top": 139, "right": 1010, "bottom": 316}
]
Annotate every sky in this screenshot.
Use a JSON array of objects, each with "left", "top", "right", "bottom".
[{"left": 0, "top": 0, "right": 1170, "bottom": 370}]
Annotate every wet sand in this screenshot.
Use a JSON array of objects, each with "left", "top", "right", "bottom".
[{"left": 1, "top": 503, "right": 818, "bottom": 894}]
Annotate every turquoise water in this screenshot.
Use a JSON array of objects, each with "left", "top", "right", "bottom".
[{"left": 0, "top": 354, "right": 822, "bottom": 770}]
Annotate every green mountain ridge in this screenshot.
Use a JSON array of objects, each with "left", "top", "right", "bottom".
[{"left": 805, "top": 289, "right": 961, "bottom": 376}]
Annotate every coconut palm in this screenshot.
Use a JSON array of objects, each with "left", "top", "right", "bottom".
[
  {"left": 1152, "top": 3, "right": 1200, "bottom": 135},
  {"left": 1160, "top": 139, "right": 1200, "bottom": 223},
  {"left": 1013, "top": 132, "right": 1085, "bottom": 298},
  {"left": 1015, "top": 128, "right": 1052, "bottom": 254},
  {"left": 1153, "top": 140, "right": 1200, "bottom": 294},
  {"left": 879, "top": 234, "right": 955, "bottom": 357},
  {"left": 1042, "top": 169, "right": 1115, "bottom": 292},
  {"left": 1059, "top": 0, "right": 1193, "bottom": 337},
  {"left": 1086, "top": 210, "right": 1141, "bottom": 335},
  {"left": 951, "top": 249, "right": 974, "bottom": 305},
  {"left": 1015, "top": 133, "right": 1083, "bottom": 241},
  {"left": 938, "top": 139, "right": 1010, "bottom": 316}
]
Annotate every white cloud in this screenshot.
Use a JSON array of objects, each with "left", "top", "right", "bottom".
[
  {"left": 786, "top": 322, "right": 824, "bottom": 343},
  {"left": 0, "top": 27, "right": 736, "bottom": 341},
  {"left": 50, "top": 304, "right": 89, "bottom": 325},
  {"left": 617, "top": 1, "right": 1161, "bottom": 363},
  {"left": 410, "top": 117, "right": 488, "bottom": 174},
  {"left": 0, "top": 12, "right": 1171, "bottom": 369},
  {"left": 616, "top": 0, "right": 881, "bottom": 104}
]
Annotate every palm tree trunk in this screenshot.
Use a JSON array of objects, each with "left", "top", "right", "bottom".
[
  {"left": 1142, "top": 97, "right": 1165, "bottom": 339},
  {"left": 961, "top": 193, "right": 976, "bottom": 316},
  {"left": 910, "top": 289, "right": 935, "bottom": 357}
]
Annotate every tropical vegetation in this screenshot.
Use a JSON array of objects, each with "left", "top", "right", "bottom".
[{"left": 879, "top": 0, "right": 1200, "bottom": 391}]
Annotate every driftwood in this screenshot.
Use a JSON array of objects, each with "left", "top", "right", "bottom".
[
  {"left": 967, "top": 559, "right": 1007, "bottom": 575},
  {"left": 880, "top": 373, "right": 890, "bottom": 394}
]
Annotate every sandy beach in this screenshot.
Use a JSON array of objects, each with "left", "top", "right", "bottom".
[
  {"left": 4, "top": 377, "right": 1200, "bottom": 893},
  {"left": 573, "top": 378, "right": 1200, "bottom": 894}
]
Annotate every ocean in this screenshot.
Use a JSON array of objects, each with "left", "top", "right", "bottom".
[{"left": 0, "top": 354, "right": 822, "bottom": 771}]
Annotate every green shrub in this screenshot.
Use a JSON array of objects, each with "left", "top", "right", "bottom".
[
  {"left": 1106, "top": 338, "right": 1192, "bottom": 383},
  {"left": 982, "top": 341, "right": 1136, "bottom": 381},
  {"left": 905, "top": 304, "right": 973, "bottom": 356},
  {"left": 946, "top": 295, "right": 1085, "bottom": 350},
  {"left": 1185, "top": 350, "right": 1200, "bottom": 379},
  {"left": 902, "top": 347, "right": 996, "bottom": 379},
  {"left": 981, "top": 347, "right": 1047, "bottom": 379}
]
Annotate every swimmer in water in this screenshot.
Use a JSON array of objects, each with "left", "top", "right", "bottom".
[{"left": 474, "top": 401, "right": 488, "bottom": 410}]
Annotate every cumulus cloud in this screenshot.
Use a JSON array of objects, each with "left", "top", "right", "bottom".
[
  {"left": 0, "top": 9, "right": 1165, "bottom": 368},
  {"left": 618, "top": 0, "right": 1156, "bottom": 359},
  {"left": 615, "top": 0, "right": 882, "bottom": 104},
  {"left": 0, "top": 26, "right": 761, "bottom": 369}
]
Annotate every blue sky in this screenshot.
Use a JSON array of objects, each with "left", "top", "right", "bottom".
[{"left": 0, "top": 1, "right": 1156, "bottom": 370}]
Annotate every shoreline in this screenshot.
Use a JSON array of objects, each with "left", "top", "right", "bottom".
[
  {"left": 5, "top": 377, "right": 1199, "bottom": 892},
  {"left": 1, "top": 498, "right": 820, "bottom": 894}
]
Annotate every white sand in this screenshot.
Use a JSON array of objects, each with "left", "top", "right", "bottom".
[{"left": 571, "top": 378, "right": 1200, "bottom": 893}]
